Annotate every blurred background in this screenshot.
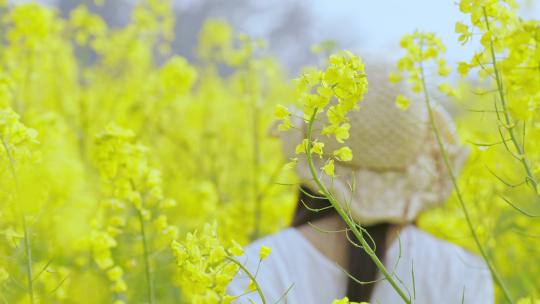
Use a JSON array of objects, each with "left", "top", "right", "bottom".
[
  {"left": 14, "top": 0, "right": 540, "bottom": 75},
  {"left": 1, "top": 0, "right": 539, "bottom": 303}
]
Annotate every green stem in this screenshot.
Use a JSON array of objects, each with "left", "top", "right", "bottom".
[
  {"left": 482, "top": 7, "right": 538, "bottom": 194},
  {"left": 418, "top": 61, "right": 514, "bottom": 303},
  {"left": 305, "top": 110, "right": 412, "bottom": 304},
  {"left": 245, "top": 63, "right": 262, "bottom": 241},
  {"left": 225, "top": 256, "right": 267, "bottom": 304},
  {"left": 252, "top": 96, "right": 261, "bottom": 240},
  {"left": 137, "top": 209, "right": 154, "bottom": 304},
  {"left": 1, "top": 136, "right": 33, "bottom": 303},
  {"left": 1, "top": 137, "right": 17, "bottom": 181},
  {"left": 22, "top": 214, "right": 35, "bottom": 304}
]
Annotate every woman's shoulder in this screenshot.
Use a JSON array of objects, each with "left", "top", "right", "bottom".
[
  {"left": 380, "top": 225, "right": 494, "bottom": 303},
  {"left": 247, "top": 227, "right": 298, "bottom": 248},
  {"left": 401, "top": 225, "right": 487, "bottom": 267},
  {"left": 241, "top": 228, "right": 301, "bottom": 262},
  {"left": 227, "top": 228, "right": 347, "bottom": 303},
  {"left": 241, "top": 227, "right": 343, "bottom": 275}
]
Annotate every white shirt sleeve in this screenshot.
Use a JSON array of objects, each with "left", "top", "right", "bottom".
[
  {"left": 226, "top": 228, "right": 347, "bottom": 304},
  {"left": 372, "top": 226, "right": 495, "bottom": 304}
]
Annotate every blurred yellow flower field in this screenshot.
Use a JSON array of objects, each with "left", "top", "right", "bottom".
[{"left": 0, "top": 0, "right": 538, "bottom": 303}]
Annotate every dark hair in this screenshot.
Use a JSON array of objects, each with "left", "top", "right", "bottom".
[{"left": 292, "top": 185, "right": 390, "bottom": 302}]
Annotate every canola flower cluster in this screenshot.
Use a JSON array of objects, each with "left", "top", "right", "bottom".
[
  {"left": 389, "top": 31, "right": 455, "bottom": 109},
  {"left": 171, "top": 222, "right": 240, "bottom": 304},
  {"left": 275, "top": 51, "right": 366, "bottom": 177},
  {"left": 0, "top": 0, "right": 538, "bottom": 303},
  {"left": 90, "top": 123, "right": 180, "bottom": 303},
  {"left": 171, "top": 222, "right": 273, "bottom": 303},
  {"left": 456, "top": 0, "right": 540, "bottom": 194},
  {"left": 0, "top": 108, "right": 39, "bottom": 177},
  {"left": 0, "top": 109, "right": 36, "bottom": 146}
]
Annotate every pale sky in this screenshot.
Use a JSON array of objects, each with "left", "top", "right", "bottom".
[{"left": 310, "top": 0, "right": 539, "bottom": 61}]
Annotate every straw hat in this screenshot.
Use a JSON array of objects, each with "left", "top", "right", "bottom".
[{"left": 277, "top": 59, "right": 469, "bottom": 225}]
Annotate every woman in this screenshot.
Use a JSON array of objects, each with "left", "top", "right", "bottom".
[{"left": 227, "top": 61, "right": 494, "bottom": 303}]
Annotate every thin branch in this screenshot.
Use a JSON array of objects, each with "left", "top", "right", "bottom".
[
  {"left": 306, "top": 222, "right": 348, "bottom": 234},
  {"left": 273, "top": 283, "right": 295, "bottom": 304},
  {"left": 225, "top": 256, "right": 268, "bottom": 304},
  {"left": 485, "top": 165, "right": 525, "bottom": 188},
  {"left": 300, "top": 199, "right": 334, "bottom": 212},
  {"left": 498, "top": 195, "right": 540, "bottom": 218}
]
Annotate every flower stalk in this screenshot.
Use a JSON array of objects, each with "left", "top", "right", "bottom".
[
  {"left": 137, "top": 208, "right": 154, "bottom": 304},
  {"left": 22, "top": 214, "right": 35, "bottom": 304},
  {"left": 225, "top": 256, "right": 268, "bottom": 304},
  {"left": 305, "top": 109, "right": 412, "bottom": 304},
  {"left": 418, "top": 60, "right": 514, "bottom": 303},
  {"left": 481, "top": 7, "right": 538, "bottom": 195},
  {"left": 2, "top": 135, "right": 34, "bottom": 304}
]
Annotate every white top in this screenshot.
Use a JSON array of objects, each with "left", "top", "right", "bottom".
[{"left": 227, "top": 225, "right": 494, "bottom": 304}]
